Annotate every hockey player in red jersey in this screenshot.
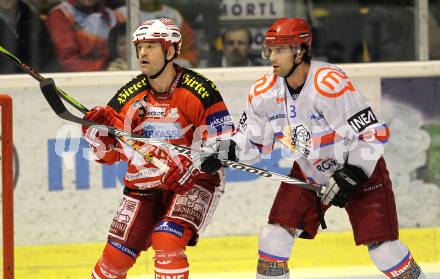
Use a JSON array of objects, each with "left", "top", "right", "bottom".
[
  {"left": 167, "top": 18, "right": 427, "bottom": 279},
  {"left": 82, "top": 18, "right": 233, "bottom": 279}
]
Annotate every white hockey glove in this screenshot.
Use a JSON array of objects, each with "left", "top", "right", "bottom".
[
  {"left": 200, "top": 139, "right": 238, "bottom": 175},
  {"left": 320, "top": 164, "right": 369, "bottom": 208}
]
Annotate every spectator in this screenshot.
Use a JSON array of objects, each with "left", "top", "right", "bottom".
[
  {"left": 208, "top": 26, "right": 263, "bottom": 67},
  {"left": 107, "top": 22, "right": 128, "bottom": 71},
  {"left": 0, "top": 0, "right": 57, "bottom": 73},
  {"left": 117, "top": 0, "right": 199, "bottom": 67},
  {"left": 47, "top": 0, "right": 120, "bottom": 72},
  {"left": 162, "top": 0, "right": 222, "bottom": 68}
]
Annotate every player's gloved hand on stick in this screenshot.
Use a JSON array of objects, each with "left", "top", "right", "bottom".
[
  {"left": 200, "top": 139, "right": 238, "bottom": 175},
  {"left": 320, "top": 164, "right": 369, "bottom": 208},
  {"left": 82, "top": 106, "right": 117, "bottom": 151},
  {"left": 162, "top": 154, "right": 203, "bottom": 194}
]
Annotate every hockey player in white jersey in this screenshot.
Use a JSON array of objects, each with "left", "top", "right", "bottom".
[
  {"left": 164, "top": 17, "right": 426, "bottom": 279},
  {"left": 238, "top": 18, "right": 426, "bottom": 279}
]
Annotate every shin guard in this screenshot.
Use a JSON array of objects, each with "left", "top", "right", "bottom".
[
  {"left": 256, "top": 224, "right": 301, "bottom": 279},
  {"left": 152, "top": 220, "right": 194, "bottom": 279},
  {"left": 91, "top": 241, "right": 137, "bottom": 279},
  {"left": 368, "top": 240, "right": 426, "bottom": 278}
]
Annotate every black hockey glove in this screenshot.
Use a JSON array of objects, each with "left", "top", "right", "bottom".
[
  {"left": 200, "top": 139, "right": 238, "bottom": 175},
  {"left": 320, "top": 164, "right": 369, "bottom": 208}
]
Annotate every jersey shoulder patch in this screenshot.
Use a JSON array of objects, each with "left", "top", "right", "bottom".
[
  {"left": 248, "top": 73, "right": 278, "bottom": 104},
  {"left": 312, "top": 66, "right": 357, "bottom": 99},
  {"left": 180, "top": 68, "right": 223, "bottom": 108},
  {"left": 108, "top": 74, "right": 149, "bottom": 112}
]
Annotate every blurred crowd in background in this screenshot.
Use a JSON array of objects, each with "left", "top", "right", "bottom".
[{"left": 1, "top": 0, "right": 440, "bottom": 74}]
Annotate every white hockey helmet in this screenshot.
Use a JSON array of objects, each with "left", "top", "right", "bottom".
[{"left": 132, "top": 18, "right": 182, "bottom": 56}]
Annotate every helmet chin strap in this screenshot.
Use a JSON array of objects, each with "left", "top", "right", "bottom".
[
  {"left": 147, "top": 56, "right": 171, "bottom": 79},
  {"left": 283, "top": 54, "right": 302, "bottom": 79},
  {"left": 146, "top": 45, "right": 178, "bottom": 79}
]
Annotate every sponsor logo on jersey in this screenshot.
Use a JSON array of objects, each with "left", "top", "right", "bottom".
[
  {"left": 109, "top": 196, "right": 139, "bottom": 241},
  {"left": 347, "top": 107, "right": 378, "bottom": 132},
  {"left": 276, "top": 97, "right": 285, "bottom": 103},
  {"left": 268, "top": 112, "right": 286, "bottom": 121},
  {"left": 249, "top": 75, "right": 277, "bottom": 104},
  {"left": 310, "top": 111, "right": 324, "bottom": 121},
  {"left": 238, "top": 111, "right": 248, "bottom": 131},
  {"left": 206, "top": 110, "right": 233, "bottom": 132},
  {"left": 257, "top": 257, "right": 289, "bottom": 276},
  {"left": 182, "top": 73, "right": 209, "bottom": 98},
  {"left": 125, "top": 168, "right": 162, "bottom": 180},
  {"left": 117, "top": 77, "right": 148, "bottom": 104},
  {"left": 315, "top": 159, "right": 337, "bottom": 172},
  {"left": 134, "top": 181, "right": 162, "bottom": 190},
  {"left": 167, "top": 108, "right": 180, "bottom": 118},
  {"left": 154, "top": 221, "right": 184, "bottom": 238},
  {"left": 314, "top": 67, "right": 356, "bottom": 98},
  {"left": 109, "top": 240, "right": 137, "bottom": 258},
  {"left": 142, "top": 122, "right": 182, "bottom": 139},
  {"left": 170, "top": 186, "right": 213, "bottom": 230},
  {"left": 133, "top": 105, "right": 167, "bottom": 117},
  {"left": 138, "top": 107, "right": 180, "bottom": 118},
  {"left": 385, "top": 253, "right": 420, "bottom": 278},
  {"left": 291, "top": 125, "right": 311, "bottom": 158},
  {"left": 145, "top": 107, "right": 166, "bottom": 117}
]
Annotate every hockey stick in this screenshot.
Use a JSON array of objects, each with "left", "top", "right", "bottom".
[
  {"left": 0, "top": 44, "right": 168, "bottom": 173},
  {"left": 128, "top": 139, "right": 323, "bottom": 192},
  {"left": 40, "top": 78, "right": 320, "bottom": 192},
  {"left": 39, "top": 78, "right": 169, "bottom": 174},
  {"left": 1, "top": 45, "right": 321, "bottom": 192},
  {"left": 0, "top": 45, "right": 88, "bottom": 114}
]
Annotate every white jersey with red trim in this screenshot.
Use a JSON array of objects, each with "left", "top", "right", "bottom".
[{"left": 234, "top": 61, "right": 389, "bottom": 185}]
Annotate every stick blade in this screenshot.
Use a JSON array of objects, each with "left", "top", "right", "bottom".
[{"left": 40, "top": 78, "right": 67, "bottom": 116}]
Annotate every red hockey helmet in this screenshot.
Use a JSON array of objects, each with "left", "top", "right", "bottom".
[
  {"left": 264, "top": 18, "right": 312, "bottom": 46},
  {"left": 132, "top": 18, "right": 182, "bottom": 55}
]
